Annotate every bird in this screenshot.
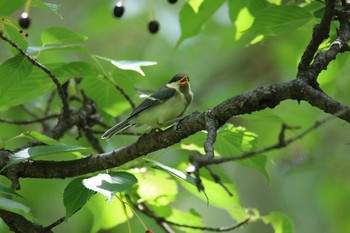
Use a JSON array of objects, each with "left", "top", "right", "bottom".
[{"left": 101, "top": 73, "right": 193, "bottom": 140}]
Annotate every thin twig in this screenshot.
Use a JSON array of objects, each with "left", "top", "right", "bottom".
[
  {"left": 44, "top": 216, "right": 65, "bottom": 231},
  {"left": 0, "top": 32, "right": 70, "bottom": 118},
  {"left": 44, "top": 91, "right": 56, "bottom": 116},
  {"left": 82, "top": 127, "right": 104, "bottom": 153},
  {"left": 199, "top": 109, "right": 349, "bottom": 166},
  {"left": 20, "top": 105, "right": 38, "bottom": 118},
  {"left": 133, "top": 197, "right": 249, "bottom": 232},
  {"left": 114, "top": 84, "right": 136, "bottom": 109},
  {"left": 205, "top": 166, "right": 233, "bottom": 197},
  {"left": 0, "top": 114, "right": 59, "bottom": 125},
  {"left": 166, "top": 218, "right": 250, "bottom": 232}
]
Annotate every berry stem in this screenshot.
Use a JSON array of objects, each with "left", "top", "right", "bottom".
[
  {"left": 147, "top": 0, "right": 155, "bottom": 20},
  {"left": 24, "top": 0, "right": 32, "bottom": 14}
]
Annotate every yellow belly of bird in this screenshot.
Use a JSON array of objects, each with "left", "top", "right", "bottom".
[{"left": 131, "top": 94, "right": 187, "bottom": 128}]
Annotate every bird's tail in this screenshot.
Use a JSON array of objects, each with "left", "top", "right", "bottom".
[{"left": 101, "top": 120, "right": 133, "bottom": 140}]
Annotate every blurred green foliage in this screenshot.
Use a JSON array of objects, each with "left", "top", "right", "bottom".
[{"left": 1, "top": 0, "right": 350, "bottom": 233}]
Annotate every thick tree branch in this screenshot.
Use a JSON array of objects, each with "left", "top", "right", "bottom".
[
  {"left": 204, "top": 110, "right": 219, "bottom": 159},
  {"left": 0, "top": 209, "right": 51, "bottom": 233},
  {"left": 2, "top": 78, "right": 350, "bottom": 180},
  {"left": 298, "top": 0, "right": 336, "bottom": 72}
]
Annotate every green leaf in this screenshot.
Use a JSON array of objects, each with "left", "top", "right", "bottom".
[
  {"left": 64, "top": 177, "right": 96, "bottom": 220},
  {"left": 20, "top": 145, "right": 92, "bottom": 158},
  {"left": 216, "top": 125, "right": 269, "bottom": 181},
  {"left": 82, "top": 172, "right": 137, "bottom": 202},
  {"left": 181, "top": 124, "right": 268, "bottom": 180},
  {"left": 177, "top": 0, "right": 225, "bottom": 46},
  {"left": 41, "top": 27, "right": 88, "bottom": 46},
  {"left": 3, "top": 145, "right": 92, "bottom": 170},
  {"left": 95, "top": 56, "right": 157, "bottom": 76},
  {"left": 262, "top": 211, "right": 294, "bottom": 233},
  {"left": 248, "top": 5, "right": 312, "bottom": 36},
  {"left": 0, "top": 184, "right": 23, "bottom": 198},
  {"left": 168, "top": 208, "right": 203, "bottom": 233},
  {"left": 11, "top": 131, "right": 60, "bottom": 145},
  {"left": 0, "top": 62, "right": 98, "bottom": 111},
  {"left": 177, "top": 163, "right": 248, "bottom": 221},
  {"left": 0, "top": 197, "right": 30, "bottom": 213},
  {"left": 144, "top": 158, "right": 198, "bottom": 188},
  {"left": 3, "top": 18, "right": 28, "bottom": 52},
  {"left": 31, "top": 0, "right": 62, "bottom": 18},
  {"left": 28, "top": 44, "right": 84, "bottom": 54},
  {"left": 0, "top": 55, "right": 33, "bottom": 94},
  {"left": 0, "top": 0, "right": 25, "bottom": 16},
  {"left": 80, "top": 74, "right": 130, "bottom": 116}
]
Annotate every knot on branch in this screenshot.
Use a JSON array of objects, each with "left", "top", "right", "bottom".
[{"left": 0, "top": 150, "right": 20, "bottom": 189}]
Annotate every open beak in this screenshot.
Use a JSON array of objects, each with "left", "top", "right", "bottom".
[{"left": 179, "top": 75, "right": 189, "bottom": 86}]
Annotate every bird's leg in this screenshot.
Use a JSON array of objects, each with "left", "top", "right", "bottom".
[{"left": 172, "top": 116, "right": 187, "bottom": 132}]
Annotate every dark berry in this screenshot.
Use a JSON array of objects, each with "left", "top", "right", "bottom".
[
  {"left": 113, "top": 2, "right": 124, "bottom": 18},
  {"left": 168, "top": 0, "right": 178, "bottom": 4},
  {"left": 18, "top": 12, "right": 30, "bottom": 29},
  {"left": 148, "top": 20, "right": 159, "bottom": 34}
]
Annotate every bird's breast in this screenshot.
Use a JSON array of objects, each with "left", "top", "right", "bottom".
[{"left": 132, "top": 92, "right": 188, "bottom": 128}]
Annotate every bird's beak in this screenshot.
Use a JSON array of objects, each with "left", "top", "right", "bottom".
[{"left": 179, "top": 75, "right": 189, "bottom": 85}]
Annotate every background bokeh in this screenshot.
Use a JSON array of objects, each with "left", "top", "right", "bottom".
[{"left": 1, "top": 0, "right": 350, "bottom": 233}]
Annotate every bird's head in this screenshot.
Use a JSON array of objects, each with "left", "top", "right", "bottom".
[{"left": 168, "top": 73, "right": 190, "bottom": 87}]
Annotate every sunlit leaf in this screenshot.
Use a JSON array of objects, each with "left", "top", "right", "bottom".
[
  {"left": 177, "top": 163, "right": 248, "bottom": 221},
  {"left": 41, "top": 27, "right": 88, "bottom": 46},
  {"left": 95, "top": 55, "right": 157, "bottom": 76},
  {"left": 262, "top": 211, "right": 294, "bottom": 233},
  {"left": 82, "top": 172, "right": 137, "bottom": 202},
  {"left": 177, "top": 0, "right": 225, "bottom": 46},
  {"left": 228, "top": 1, "right": 248, "bottom": 24},
  {"left": 248, "top": 5, "right": 312, "bottom": 36},
  {"left": 133, "top": 169, "right": 177, "bottom": 205},
  {"left": 64, "top": 177, "right": 96, "bottom": 220},
  {"left": 187, "top": 0, "right": 204, "bottom": 13},
  {"left": 87, "top": 194, "right": 133, "bottom": 233}
]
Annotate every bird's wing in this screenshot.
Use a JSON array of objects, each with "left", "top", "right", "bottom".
[{"left": 128, "top": 86, "right": 176, "bottom": 119}]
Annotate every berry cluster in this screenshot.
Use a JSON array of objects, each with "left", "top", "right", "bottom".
[
  {"left": 113, "top": 0, "right": 178, "bottom": 34},
  {"left": 17, "top": 0, "right": 179, "bottom": 34}
]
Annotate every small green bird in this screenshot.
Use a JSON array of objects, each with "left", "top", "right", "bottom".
[{"left": 101, "top": 73, "right": 193, "bottom": 140}]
